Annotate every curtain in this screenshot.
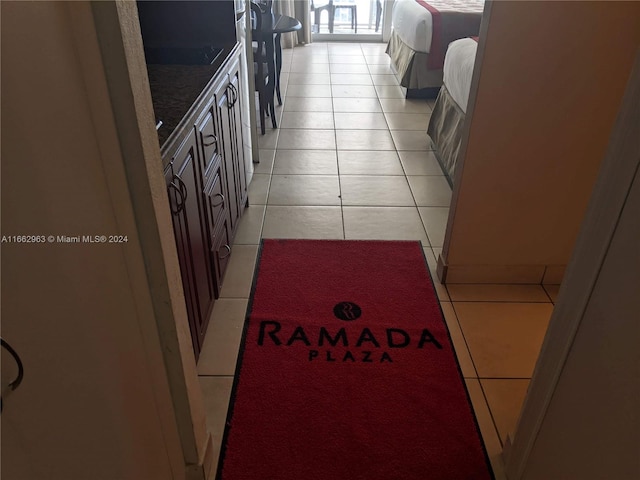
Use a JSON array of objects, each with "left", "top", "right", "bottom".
[{"left": 273, "top": 0, "right": 312, "bottom": 48}]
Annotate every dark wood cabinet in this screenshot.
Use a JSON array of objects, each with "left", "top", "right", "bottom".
[
  {"left": 226, "top": 56, "right": 249, "bottom": 227},
  {"left": 139, "top": 1, "right": 251, "bottom": 357},
  {"left": 162, "top": 45, "right": 249, "bottom": 358},
  {"left": 164, "top": 129, "right": 215, "bottom": 358}
]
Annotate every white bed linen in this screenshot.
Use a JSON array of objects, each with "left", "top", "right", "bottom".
[
  {"left": 443, "top": 38, "right": 477, "bottom": 113},
  {"left": 391, "top": 0, "right": 434, "bottom": 54}
]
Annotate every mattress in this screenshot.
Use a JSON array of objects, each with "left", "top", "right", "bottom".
[
  {"left": 443, "top": 38, "right": 477, "bottom": 113},
  {"left": 391, "top": 0, "right": 483, "bottom": 61}
]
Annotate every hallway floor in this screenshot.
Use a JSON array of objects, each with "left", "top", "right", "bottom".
[{"left": 197, "top": 42, "right": 556, "bottom": 479}]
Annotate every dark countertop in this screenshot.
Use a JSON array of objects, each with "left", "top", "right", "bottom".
[{"left": 146, "top": 64, "right": 219, "bottom": 147}]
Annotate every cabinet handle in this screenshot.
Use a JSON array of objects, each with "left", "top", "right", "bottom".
[
  {"left": 168, "top": 175, "right": 187, "bottom": 214},
  {"left": 219, "top": 244, "right": 232, "bottom": 259},
  {"left": 227, "top": 84, "right": 238, "bottom": 108},
  {"left": 203, "top": 134, "right": 217, "bottom": 147},
  {"left": 1, "top": 338, "right": 24, "bottom": 413},
  {"left": 168, "top": 181, "right": 184, "bottom": 214},
  {"left": 226, "top": 85, "right": 234, "bottom": 108},
  {"left": 174, "top": 175, "right": 188, "bottom": 203},
  {"left": 211, "top": 193, "right": 225, "bottom": 208}
]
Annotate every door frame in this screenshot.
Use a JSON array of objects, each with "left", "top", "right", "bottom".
[
  {"left": 504, "top": 50, "right": 640, "bottom": 478},
  {"left": 89, "top": 2, "right": 213, "bottom": 478}
]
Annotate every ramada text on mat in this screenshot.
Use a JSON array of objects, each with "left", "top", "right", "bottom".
[{"left": 257, "top": 321, "right": 444, "bottom": 363}]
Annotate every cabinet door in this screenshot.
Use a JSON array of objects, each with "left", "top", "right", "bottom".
[
  {"left": 166, "top": 129, "right": 214, "bottom": 358},
  {"left": 227, "top": 57, "right": 248, "bottom": 213},
  {"left": 165, "top": 162, "right": 200, "bottom": 356},
  {"left": 213, "top": 50, "right": 249, "bottom": 238},
  {"left": 215, "top": 76, "right": 240, "bottom": 233},
  {"left": 197, "top": 104, "right": 228, "bottom": 242}
]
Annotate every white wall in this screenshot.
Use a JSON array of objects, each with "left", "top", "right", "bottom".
[
  {"left": 441, "top": 1, "right": 640, "bottom": 284},
  {"left": 1, "top": 2, "right": 185, "bottom": 478}
]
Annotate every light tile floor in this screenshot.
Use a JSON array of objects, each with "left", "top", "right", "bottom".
[{"left": 198, "top": 42, "right": 557, "bottom": 479}]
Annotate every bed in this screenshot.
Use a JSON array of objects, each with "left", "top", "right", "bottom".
[
  {"left": 386, "top": 0, "right": 483, "bottom": 95},
  {"left": 427, "top": 37, "right": 478, "bottom": 182}
]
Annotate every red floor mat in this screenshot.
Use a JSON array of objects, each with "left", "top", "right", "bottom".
[{"left": 217, "top": 239, "right": 493, "bottom": 480}]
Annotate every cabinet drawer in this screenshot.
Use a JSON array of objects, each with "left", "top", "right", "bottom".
[
  {"left": 211, "top": 219, "right": 231, "bottom": 298},
  {"left": 203, "top": 159, "right": 226, "bottom": 234},
  {"left": 197, "top": 110, "right": 220, "bottom": 174}
]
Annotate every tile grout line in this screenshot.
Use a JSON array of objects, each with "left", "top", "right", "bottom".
[
  {"left": 444, "top": 299, "right": 554, "bottom": 304},
  {"left": 449, "top": 302, "right": 482, "bottom": 380},
  {"left": 476, "top": 377, "right": 534, "bottom": 381},
  {"left": 328, "top": 57, "right": 347, "bottom": 240},
  {"left": 541, "top": 284, "right": 555, "bottom": 303},
  {"left": 255, "top": 145, "right": 276, "bottom": 242},
  {"left": 477, "top": 378, "right": 507, "bottom": 450},
  {"left": 449, "top": 302, "right": 505, "bottom": 449}
]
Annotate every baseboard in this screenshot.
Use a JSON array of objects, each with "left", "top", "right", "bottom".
[
  {"left": 441, "top": 264, "right": 548, "bottom": 284},
  {"left": 437, "top": 252, "right": 568, "bottom": 285}
]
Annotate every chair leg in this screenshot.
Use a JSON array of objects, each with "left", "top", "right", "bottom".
[
  {"left": 329, "top": 7, "right": 335, "bottom": 34},
  {"left": 259, "top": 112, "right": 266, "bottom": 134},
  {"left": 353, "top": 7, "right": 357, "bottom": 33},
  {"left": 258, "top": 92, "right": 266, "bottom": 134},
  {"left": 275, "top": 33, "right": 283, "bottom": 105},
  {"left": 269, "top": 99, "right": 277, "bottom": 129}
]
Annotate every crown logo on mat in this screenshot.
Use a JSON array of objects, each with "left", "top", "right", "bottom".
[{"left": 333, "top": 302, "right": 361, "bottom": 321}]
